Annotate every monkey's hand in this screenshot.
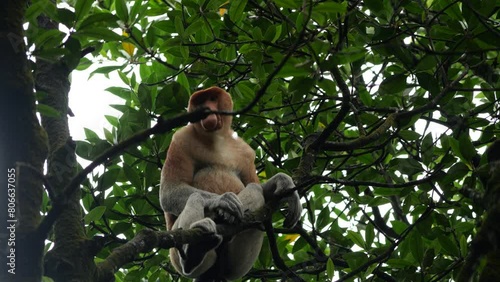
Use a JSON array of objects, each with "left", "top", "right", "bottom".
[
  {"left": 205, "top": 192, "right": 244, "bottom": 224},
  {"left": 263, "top": 173, "right": 302, "bottom": 228}
]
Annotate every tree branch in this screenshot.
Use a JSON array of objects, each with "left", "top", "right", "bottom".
[
  {"left": 38, "top": 109, "right": 212, "bottom": 237},
  {"left": 310, "top": 64, "right": 352, "bottom": 150}
]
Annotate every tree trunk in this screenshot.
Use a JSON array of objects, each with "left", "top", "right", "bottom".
[
  {"left": 35, "top": 14, "right": 98, "bottom": 282},
  {"left": 0, "top": 1, "right": 49, "bottom": 281}
]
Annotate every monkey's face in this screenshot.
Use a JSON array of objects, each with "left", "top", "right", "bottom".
[{"left": 188, "top": 87, "right": 233, "bottom": 133}]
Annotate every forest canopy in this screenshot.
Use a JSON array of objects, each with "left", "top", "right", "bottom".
[{"left": 1, "top": 0, "right": 499, "bottom": 281}]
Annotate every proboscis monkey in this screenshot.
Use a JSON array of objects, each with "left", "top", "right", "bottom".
[{"left": 160, "top": 87, "right": 302, "bottom": 281}]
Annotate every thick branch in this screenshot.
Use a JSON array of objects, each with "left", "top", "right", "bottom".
[
  {"left": 38, "top": 109, "right": 212, "bottom": 237},
  {"left": 321, "top": 114, "right": 396, "bottom": 151},
  {"left": 96, "top": 211, "right": 267, "bottom": 282}
]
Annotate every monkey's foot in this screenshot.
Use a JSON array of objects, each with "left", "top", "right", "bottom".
[{"left": 181, "top": 218, "right": 222, "bottom": 275}]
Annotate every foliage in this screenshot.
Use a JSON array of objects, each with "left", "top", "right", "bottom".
[{"left": 24, "top": 0, "right": 500, "bottom": 281}]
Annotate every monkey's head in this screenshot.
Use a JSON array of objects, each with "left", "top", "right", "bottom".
[{"left": 188, "top": 87, "right": 233, "bottom": 133}]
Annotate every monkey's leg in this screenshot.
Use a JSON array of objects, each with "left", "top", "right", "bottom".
[
  {"left": 222, "top": 183, "right": 265, "bottom": 280},
  {"left": 171, "top": 193, "right": 223, "bottom": 278}
]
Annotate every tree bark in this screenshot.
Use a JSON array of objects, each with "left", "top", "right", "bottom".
[
  {"left": 35, "top": 15, "right": 98, "bottom": 282},
  {"left": 0, "top": 1, "right": 49, "bottom": 281}
]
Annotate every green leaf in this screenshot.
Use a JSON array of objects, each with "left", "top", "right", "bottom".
[
  {"left": 316, "top": 206, "right": 332, "bottom": 230},
  {"left": 314, "top": 1, "right": 347, "bottom": 14},
  {"left": 442, "top": 162, "right": 470, "bottom": 184},
  {"left": 33, "top": 29, "right": 65, "bottom": 49},
  {"left": 63, "top": 36, "right": 82, "bottom": 70},
  {"left": 75, "top": 0, "right": 93, "bottom": 23},
  {"left": 368, "top": 197, "right": 390, "bottom": 206},
  {"left": 84, "top": 128, "right": 100, "bottom": 142},
  {"left": 114, "top": 0, "right": 129, "bottom": 22},
  {"left": 180, "top": 45, "right": 189, "bottom": 59},
  {"left": 252, "top": 26, "right": 263, "bottom": 41},
  {"left": 76, "top": 27, "right": 123, "bottom": 41},
  {"left": 103, "top": 128, "right": 114, "bottom": 144},
  {"left": 137, "top": 83, "right": 153, "bottom": 110},
  {"left": 37, "top": 104, "right": 61, "bottom": 118},
  {"left": 364, "top": 0, "right": 392, "bottom": 21},
  {"left": 379, "top": 74, "right": 407, "bottom": 95},
  {"left": 346, "top": 230, "right": 366, "bottom": 249},
  {"left": 105, "top": 115, "right": 119, "bottom": 127},
  {"left": 77, "top": 13, "right": 120, "bottom": 30},
  {"left": 422, "top": 133, "right": 435, "bottom": 165},
  {"left": 460, "top": 235, "right": 468, "bottom": 258},
  {"left": 176, "top": 72, "right": 190, "bottom": 93},
  {"left": 332, "top": 47, "right": 366, "bottom": 64},
  {"left": 442, "top": 1, "right": 462, "bottom": 20},
  {"left": 84, "top": 206, "right": 106, "bottom": 223},
  {"left": 174, "top": 16, "right": 184, "bottom": 37},
  {"left": 75, "top": 141, "right": 92, "bottom": 160},
  {"left": 123, "top": 164, "right": 142, "bottom": 190},
  {"left": 91, "top": 65, "right": 123, "bottom": 76},
  {"left": 458, "top": 134, "right": 476, "bottom": 163},
  {"left": 35, "top": 49, "right": 69, "bottom": 62},
  {"left": 422, "top": 248, "right": 435, "bottom": 268},
  {"left": 391, "top": 220, "right": 408, "bottom": 235},
  {"left": 416, "top": 72, "right": 440, "bottom": 96},
  {"left": 390, "top": 158, "right": 423, "bottom": 176},
  {"left": 56, "top": 9, "right": 76, "bottom": 28},
  {"left": 112, "top": 222, "right": 133, "bottom": 235},
  {"left": 276, "top": 60, "right": 312, "bottom": 78},
  {"left": 273, "top": 0, "right": 301, "bottom": 9},
  {"left": 289, "top": 77, "right": 315, "bottom": 101},
  {"left": 416, "top": 55, "right": 437, "bottom": 72},
  {"left": 42, "top": 275, "right": 55, "bottom": 282},
  {"left": 129, "top": 0, "right": 146, "bottom": 22},
  {"left": 239, "top": 43, "right": 259, "bottom": 54},
  {"left": 106, "top": 86, "right": 132, "bottom": 100},
  {"left": 327, "top": 258, "right": 334, "bottom": 279},
  {"left": 264, "top": 25, "right": 277, "bottom": 42},
  {"left": 437, "top": 234, "right": 460, "bottom": 257},
  {"left": 399, "top": 130, "right": 421, "bottom": 141},
  {"left": 229, "top": 0, "right": 247, "bottom": 23},
  {"left": 454, "top": 222, "right": 475, "bottom": 234},
  {"left": 449, "top": 135, "right": 476, "bottom": 165},
  {"left": 100, "top": 168, "right": 120, "bottom": 190},
  {"left": 26, "top": 0, "right": 52, "bottom": 21},
  {"left": 184, "top": 19, "right": 205, "bottom": 36},
  {"left": 343, "top": 252, "right": 369, "bottom": 270},
  {"left": 410, "top": 231, "right": 424, "bottom": 262},
  {"left": 386, "top": 258, "right": 415, "bottom": 268},
  {"left": 365, "top": 223, "right": 374, "bottom": 247},
  {"left": 373, "top": 187, "right": 401, "bottom": 196},
  {"left": 152, "top": 20, "right": 176, "bottom": 33},
  {"left": 359, "top": 89, "right": 373, "bottom": 107}
]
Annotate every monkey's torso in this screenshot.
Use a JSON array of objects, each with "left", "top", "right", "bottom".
[{"left": 173, "top": 125, "right": 257, "bottom": 195}]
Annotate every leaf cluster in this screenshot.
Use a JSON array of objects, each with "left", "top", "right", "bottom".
[{"left": 28, "top": 0, "right": 500, "bottom": 281}]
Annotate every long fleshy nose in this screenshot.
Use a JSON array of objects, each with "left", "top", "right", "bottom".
[{"left": 201, "top": 114, "right": 219, "bottom": 131}]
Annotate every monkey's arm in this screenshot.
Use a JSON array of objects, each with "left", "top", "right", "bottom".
[
  {"left": 160, "top": 181, "right": 244, "bottom": 223},
  {"left": 262, "top": 173, "right": 302, "bottom": 228},
  {"left": 160, "top": 140, "right": 244, "bottom": 223},
  {"left": 237, "top": 144, "right": 302, "bottom": 228}
]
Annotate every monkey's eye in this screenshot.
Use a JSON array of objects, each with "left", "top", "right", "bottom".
[{"left": 209, "top": 96, "right": 217, "bottom": 102}]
